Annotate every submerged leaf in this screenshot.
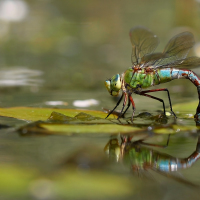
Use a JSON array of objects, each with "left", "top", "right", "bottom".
[
  {"left": 47, "top": 111, "right": 74, "bottom": 123},
  {"left": 47, "top": 111, "right": 112, "bottom": 125},
  {"left": 74, "top": 112, "right": 101, "bottom": 121}
]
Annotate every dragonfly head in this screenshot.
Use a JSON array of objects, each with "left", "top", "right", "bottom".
[{"left": 104, "top": 74, "right": 122, "bottom": 96}]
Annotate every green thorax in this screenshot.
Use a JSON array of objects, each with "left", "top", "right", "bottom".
[{"left": 123, "top": 67, "right": 172, "bottom": 89}]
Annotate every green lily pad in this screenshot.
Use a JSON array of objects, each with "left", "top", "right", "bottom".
[
  {"left": 40, "top": 123, "right": 141, "bottom": 134},
  {"left": 0, "top": 107, "right": 145, "bottom": 135},
  {"left": 18, "top": 120, "right": 142, "bottom": 135},
  {"left": 0, "top": 106, "right": 198, "bottom": 135},
  {"left": 154, "top": 124, "right": 198, "bottom": 134},
  {"left": 0, "top": 107, "right": 115, "bottom": 121}
]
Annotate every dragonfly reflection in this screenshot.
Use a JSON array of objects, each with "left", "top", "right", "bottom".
[{"left": 104, "top": 134, "right": 200, "bottom": 185}]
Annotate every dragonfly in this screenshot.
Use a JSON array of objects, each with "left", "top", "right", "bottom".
[
  {"left": 104, "top": 135, "right": 200, "bottom": 185},
  {"left": 104, "top": 26, "right": 200, "bottom": 121}
]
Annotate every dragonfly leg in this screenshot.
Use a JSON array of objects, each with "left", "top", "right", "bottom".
[
  {"left": 129, "top": 95, "right": 135, "bottom": 122},
  {"left": 140, "top": 134, "right": 170, "bottom": 148},
  {"left": 139, "top": 88, "right": 176, "bottom": 118},
  {"left": 105, "top": 93, "right": 124, "bottom": 119},
  {"left": 117, "top": 93, "right": 128, "bottom": 119},
  {"left": 121, "top": 97, "right": 130, "bottom": 117},
  {"left": 121, "top": 95, "right": 135, "bottom": 122}
]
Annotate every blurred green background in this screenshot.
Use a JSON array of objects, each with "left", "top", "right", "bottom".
[
  {"left": 0, "top": 0, "right": 200, "bottom": 89},
  {"left": 0, "top": 0, "right": 199, "bottom": 111}
]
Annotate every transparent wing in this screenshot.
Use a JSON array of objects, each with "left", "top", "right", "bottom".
[
  {"left": 152, "top": 32, "right": 195, "bottom": 68},
  {"left": 141, "top": 52, "right": 164, "bottom": 67},
  {"left": 164, "top": 32, "right": 194, "bottom": 58},
  {"left": 130, "top": 26, "right": 159, "bottom": 65},
  {"left": 166, "top": 56, "right": 200, "bottom": 69}
]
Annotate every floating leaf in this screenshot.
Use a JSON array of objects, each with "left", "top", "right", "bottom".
[
  {"left": 154, "top": 124, "right": 198, "bottom": 134},
  {"left": 39, "top": 123, "right": 141, "bottom": 134},
  {"left": 0, "top": 107, "right": 116, "bottom": 121},
  {"left": 0, "top": 106, "right": 198, "bottom": 135},
  {"left": 0, "top": 107, "right": 145, "bottom": 135},
  {"left": 19, "top": 121, "right": 142, "bottom": 135}
]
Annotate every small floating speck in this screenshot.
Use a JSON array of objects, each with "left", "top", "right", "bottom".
[
  {"left": 73, "top": 99, "right": 99, "bottom": 108},
  {"left": 165, "top": 112, "right": 171, "bottom": 116},
  {"left": 45, "top": 101, "right": 68, "bottom": 106},
  {"left": 186, "top": 113, "right": 194, "bottom": 118}
]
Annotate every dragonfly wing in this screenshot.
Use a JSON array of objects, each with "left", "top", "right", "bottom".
[
  {"left": 141, "top": 52, "right": 164, "bottom": 67},
  {"left": 168, "top": 56, "right": 200, "bottom": 69},
  {"left": 154, "top": 32, "right": 195, "bottom": 67},
  {"left": 130, "top": 26, "right": 159, "bottom": 65},
  {"left": 164, "top": 32, "right": 194, "bottom": 59}
]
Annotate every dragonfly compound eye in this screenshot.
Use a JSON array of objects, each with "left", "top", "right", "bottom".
[
  {"left": 110, "top": 74, "right": 122, "bottom": 96},
  {"left": 104, "top": 74, "right": 122, "bottom": 96},
  {"left": 104, "top": 80, "right": 111, "bottom": 93}
]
